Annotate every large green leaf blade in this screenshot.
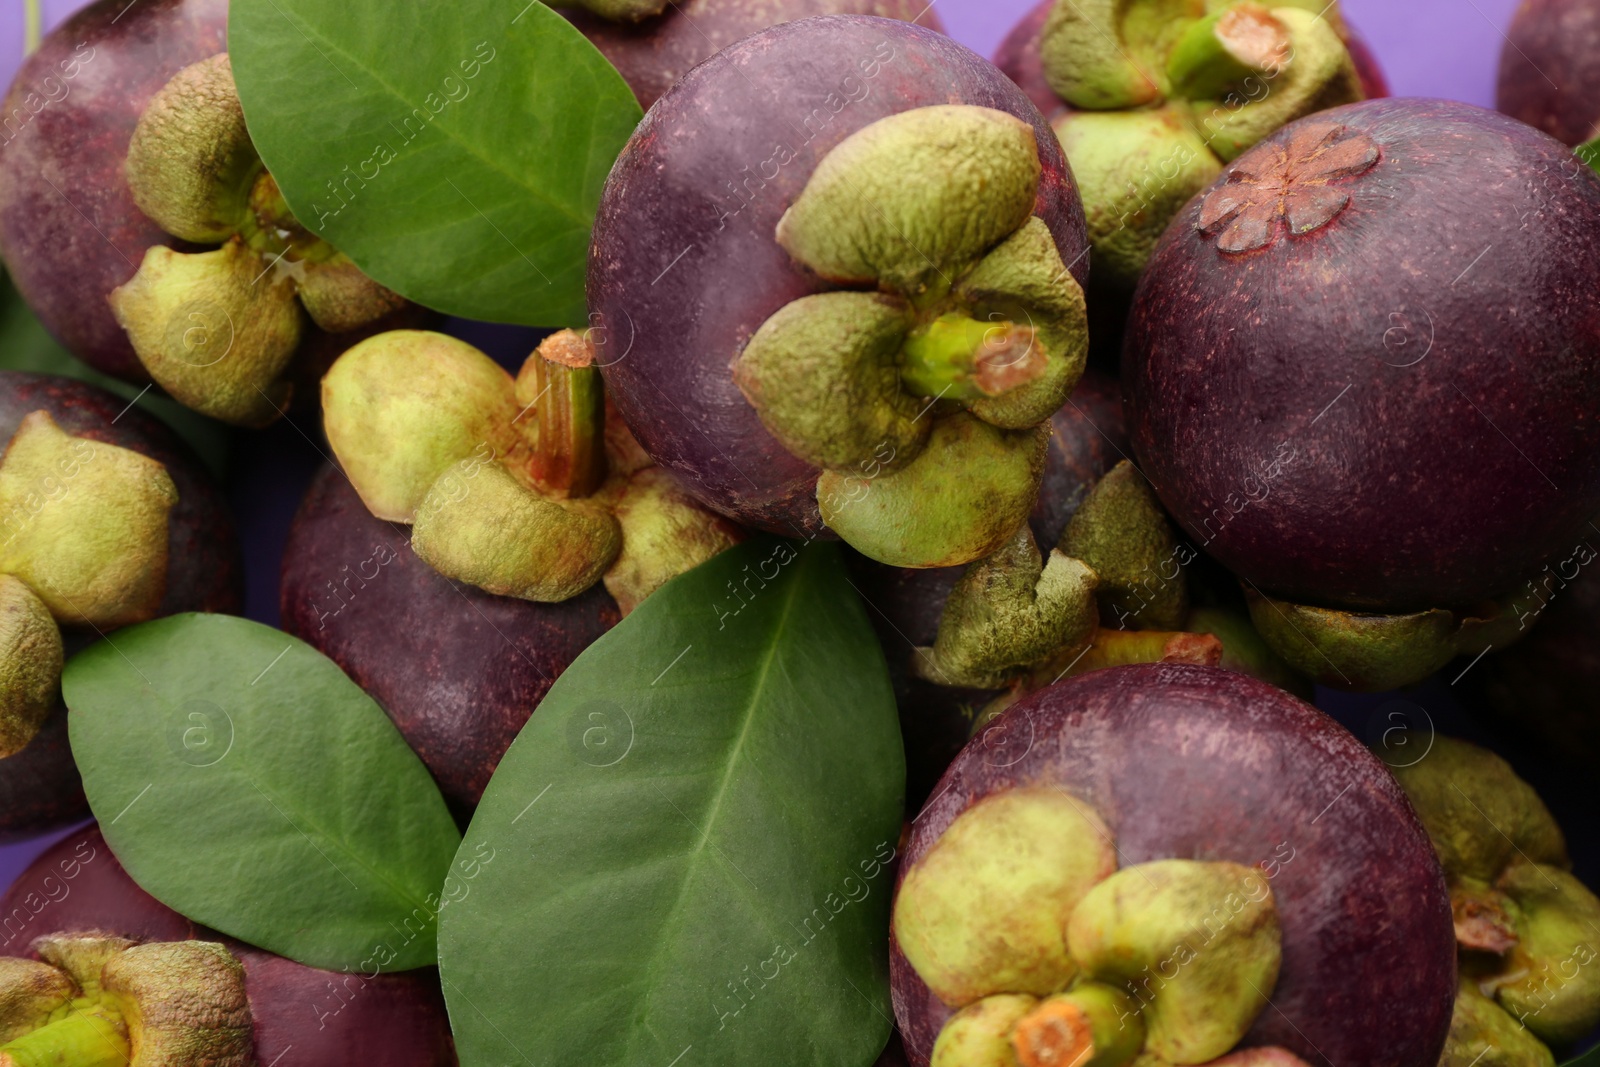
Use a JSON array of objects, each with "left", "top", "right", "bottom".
[
  {"left": 228, "top": 0, "right": 641, "bottom": 326},
  {"left": 63, "top": 614, "right": 461, "bottom": 971},
  {"left": 437, "top": 539, "right": 904, "bottom": 1067}
]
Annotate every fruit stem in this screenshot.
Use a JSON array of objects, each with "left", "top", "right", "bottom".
[
  {"left": 0, "top": 1008, "right": 131, "bottom": 1067},
  {"left": 516, "top": 331, "right": 607, "bottom": 499},
  {"left": 900, "top": 312, "right": 1045, "bottom": 401},
  {"left": 1166, "top": 3, "right": 1291, "bottom": 99},
  {"left": 1012, "top": 983, "right": 1144, "bottom": 1067}
]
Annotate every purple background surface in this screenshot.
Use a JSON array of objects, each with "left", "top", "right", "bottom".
[{"left": 0, "top": 0, "right": 1547, "bottom": 895}]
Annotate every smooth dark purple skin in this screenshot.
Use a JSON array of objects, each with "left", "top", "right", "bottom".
[
  {"left": 0, "top": 826, "right": 457, "bottom": 1067},
  {"left": 0, "top": 0, "right": 228, "bottom": 383},
  {"left": 1125, "top": 98, "right": 1600, "bottom": 613},
  {"left": 889, "top": 663, "right": 1456, "bottom": 1067},
  {"left": 279, "top": 466, "right": 618, "bottom": 820},
  {"left": 0, "top": 373, "right": 242, "bottom": 843},
  {"left": 850, "top": 370, "right": 1129, "bottom": 807},
  {"left": 590, "top": 15, "right": 1090, "bottom": 537},
  {"left": 992, "top": 1, "right": 1390, "bottom": 121},
  {"left": 566, "top": 0, "right": 944, "bottom": 112},
  {"left": 1498, "top": 0, "right": 1600, "bottom": 147}
]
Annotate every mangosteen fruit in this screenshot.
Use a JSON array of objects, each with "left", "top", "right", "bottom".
[
  {"left": 290, "top": 328, "right": 739, "bottom": 814},
  {"left": 0, "top": 371, "right": 240, "bottom": 842},
  {"left": 1123, "top": 98, "right": 1600, "bottom": 691},
  {"left": 0, "top": 0, "right": 421, "bottom": 427},
  {"left": 1497, "top": 0, "right": 1600, "bottom": 148},
  {"left": 562, "top": 0, "right": 943, "bottom": 111},
  {"left": 992, "top": 0, "right": 1372, "bottom": 296},
  {"left": 0, "top": 825, "right": 456, "bottom": 1066},
  {"left": 589, "top": 15, "right": 1094, "bottom": 569},
  {"left": 889, "top": 663, "right": 1457, "bottom": 1067},
  {"left": 1383, "top": 733, "right": 1600, "bottom": 1063}
]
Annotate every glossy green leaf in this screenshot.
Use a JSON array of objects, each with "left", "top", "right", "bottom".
[
  {"left": 437, "top": 538, "right": 904, "bottom": 1067},
  {"left": 1564, "top": 1047, "right": 1600, "bottom": 1067},
  {"left": 1579, "top": 137, "right": 1600, "bottom": 176},
  {"left": 0, "top": 269, "right": 231, "bottom": 476},
  {"left": 63, "top": 613, "right": 460, "bottom": 971},
  {"left": 229, "top": 0, "right": 642, "bottom": 326}
]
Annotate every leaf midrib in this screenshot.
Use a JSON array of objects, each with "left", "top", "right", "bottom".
[
  {"left": 624, "top": 554, "right": 810, "bottom": 1062},
  {"left": 253, "top": 2, "right": 601, "bottom": 230}
]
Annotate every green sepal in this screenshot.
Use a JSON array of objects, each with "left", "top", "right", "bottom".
[
  {"left": 1244, "top": 588, "right": 1462, "bottom": 691},
  {"left": 1440, "top": 978, "right": 1557, "bottom": 1067},
  {"left": 1494, "top": 863, "right": 1600, "bottom": 1045},
  {"left": 817, "top": 414, "right": 1047, "bottom": 569},
  {"left": 0, "top": 574, "right": 62, "bottom": 759},
  {"left": 914, "top": 526, "right": 1099, "bottom": 690},
  {"left": 1061, "top": 460, "right": 1188, "bottom": 630},
  {"left": 1039, "top": 0, "right": 1184, "bottom": 110}
]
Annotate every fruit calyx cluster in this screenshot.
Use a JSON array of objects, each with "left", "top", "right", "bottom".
[
  {"left": 0, "top": 932, "right": 251, "bottom": 1067},
  {"left": 893, "top": 788, "right": 1303, "bottom": 1067},
  {"left": 1385, "top": 735, "right": 1600, "bottom": 1063},
  {"left": 321, "top": 328, "right": 740, "bottom": 613},
  {"left": 733, "top": 105, "right": 1090, "bottom": 570},
  {"left": 1040, "top": 0, "right": 1364, "bottom": 289},
  {"left": 110, "top": 53, "right": 407, "bottom": 428},
  {"left": 0, "top": 413, "right": 176, "bottom": 759}
]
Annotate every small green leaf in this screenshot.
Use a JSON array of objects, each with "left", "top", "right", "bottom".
[
  {"left": 437, "top": 538, "right": 904, "bottom": 1067},
  {"left": 229, "top": 0, "right": 642, "bottom": 326},
  {"left": 0, "top": 269, "right": 231, "bottom": 476},
  {"left": 1579, "top": 137, "right": 1600, "bottom": 176},
  {"left": 63, "top": 614, "right": 460, "bottom": 972}
]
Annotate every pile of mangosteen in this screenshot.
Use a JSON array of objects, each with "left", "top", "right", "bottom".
[{"left": 4, "top": 0, "right": 1600, "bottom": 1064}]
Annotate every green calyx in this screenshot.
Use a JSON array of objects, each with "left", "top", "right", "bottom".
[
  {"left": 124, "top": 53, "right": 261, "bottom": 245},
  {"left": 1243, "top": 588, "right": 1525, "bottom": 692},
  {"left": 1011, "top": 983, "right": 1146, "bottom": 1067},
  {"left": 116, "top": 53, "right": 405, "bottom": 426},
  {"left": 914, "top": 526, "right": 1099, "bottom": 690},
  {"left": 931, "top": 994, "right": 1039, "bottom": 1067},
  {"left": 1037, "top": 0, "right": 1363, "bottom": 284},
  {"left": 894, "top": 788, "right": 1119, "bottom": 1006},
  {"left": 0, "top": 935, "right": 252, "bottom": 1067},
  {"left": 817, "top": 414, "right": 1048, "bottom": 569},
  {"left": 1068, "top": 860, "right": 1281, "bottom": 1064},
  {"left": 109, "top": 241, "right": 304, "bottom": 427},
  {"left": 0, "top": 575, "right": 62, "bottom": 759},
  {"left": 1388, "top": 735, "right": 1600, "bottom": 1052},
  {"left": 1061, "top": 461, "right": 1188, "bottom": 630},
  {"left": 738, "top": 106, "right": 1090, "bottom": 568},
  {"left": 323, "top": 329, "right": 734, "bottom": 606},
  {"left": 0, "top": 411, "right": 177, "bottom": 629},
  {"left": 1440, "top": 978, "right": 1556, "bottom": 1067},
  {"left": 564, "top": 0, "right": 669, "bottom": 20}
]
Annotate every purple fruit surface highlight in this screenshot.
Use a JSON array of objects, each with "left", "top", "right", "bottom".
[
  {"left": 0, "top": 372, "right": 240, "bottom": 843},
  {"left": 889, "top": 663, "right": 1456, "bottom": 1067},
  {"left": 0, "top": 826, "right": 457, "bottom": 1067},
  {"left": 1497, "top": 0, "right": 1600, "bottom": 147},
  {"left": 0, "top": 0, "right": 418, "bottom": 425},
  {"left": 589, "top": 15, "right": 1091, "bottom": 568},
  {"left": 280, "top": 464, "right": 619, "bottom": 819},
  {"left": 1124, "top": 98, "right": 1600, "bottom": 690},
  {"left": 564, "top": 0, "right": 944, "bottom": 111}
]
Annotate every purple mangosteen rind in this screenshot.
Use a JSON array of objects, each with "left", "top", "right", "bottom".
[
  {"left": 563, "top": 0, "right": 945, "bottom": 112},
  {"left": 889, "top": 663, "right": 1456, "bottom": 1067},
  {"left": 279, "top": 464, "right": 619, "bottom": 820},
  {"left": 0, "top": 826, "right": 456, "bottom": 1066},
  {"left": 1125, "top": 99, "right": 1600, "bottom": 691},
  {"left": 0, "top": 372, "right": 240, "bottom": 842},
  {"left": 589, "top": 15, "right": 1090, "bottom": 553},
  {"left": 1496, "top": 0, "right": 1600, "bottom": 148}
]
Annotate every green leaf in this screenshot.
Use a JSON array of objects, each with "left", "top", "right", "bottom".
[
  {"left": 1563, "top": 1047, "right": 1600, "bottom": 1067},
  {"left": 1579, "top": 137, "right": 1600, "bottom": 176},
  {"left": 0, "top": 269, "right": 231, "bottom": 476},
  {"left": 229, "top": 0, "right": 642, "bottom": 327},
  {"left": 437, "top": 538, "right": 904, "bottom": 1067},
  {"left": 63, "top": 613, "right": 461, "bottom": 971}
]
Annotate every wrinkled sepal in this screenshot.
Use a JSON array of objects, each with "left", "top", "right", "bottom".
[
  {"left": 1439, "top": 979, "right": 1556, "bottom": 1067},
  {"left": 109, "top": 242, "right": 303, "bottom": 427},
  {"left": 1244, "top": 588, "right": 1463, "bottom": 691},
  {"left": 100, "top": 941, "right": 253, "bottom": 1067},
  {"left": 818, "top": 414, "right": 1046, "bottom": 569},
  {"left": 0, "top": 576, "right": 63, "bottom": 759},
  {"left": 411, "top": 463, "right": 621, "bottom": 603},
  {"left": 914, "top": 527, "right": 1098, "bottom": 690},
  {"left": 125, "top": 53, "right": 260, "bottom": 244},
  {"left": 0, "top": 958, "right": 76, "bottom": 1045},
  {"left": 1062, "top": 460, "right": 1188, "bottom": 630},
  {"left": 601, "top": 467, "right": 742, "bottom": 616},
  {"left": 296, "top": 254, "right": 409, "bottom": 334},
  {"left": 322, "top": 330, "right": 521, "bottom": 522},
  {"left": 0, "top": 412, "right": 176, "bottom": 628},
  {"left": 775, "top": 106, "right": 1042, "bottom": 297},
  {"left": 1493, "top": 862, "right": 1600, "bottom": 1045},
  {"left": 1039, "top": 0, "right": 1176, "bottom": 109}
]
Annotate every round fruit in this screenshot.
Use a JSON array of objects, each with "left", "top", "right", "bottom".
[{"left": 1497, "top": 0, "right": 1600, "bottom": 147}]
